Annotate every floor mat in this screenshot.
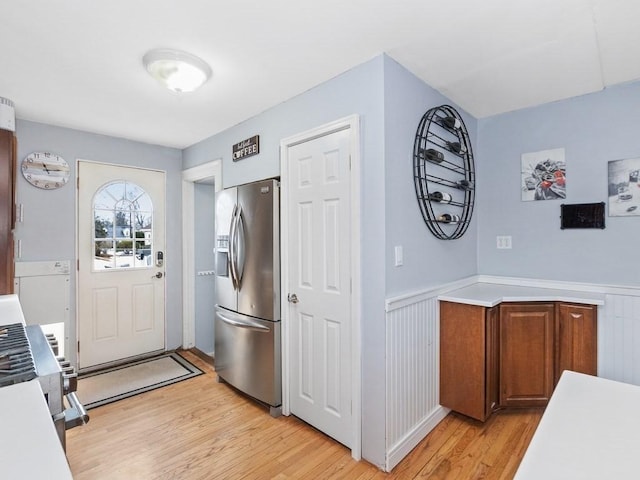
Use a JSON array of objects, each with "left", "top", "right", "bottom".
[{"left": 76, "top": 352, "right": 203, "bottom": 409}]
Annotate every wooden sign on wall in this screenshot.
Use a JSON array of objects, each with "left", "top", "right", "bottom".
[{"left": 232, "top": 135, "right": 260, "bottom": 161}]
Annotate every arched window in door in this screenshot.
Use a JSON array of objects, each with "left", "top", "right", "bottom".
[{"left": 93, "top": 181, "right": 153, "bottom": 270}]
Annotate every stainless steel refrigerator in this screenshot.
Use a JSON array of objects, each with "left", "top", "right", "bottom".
[{"left": 214, "top": 178, "right": 281, "bottom": 415}]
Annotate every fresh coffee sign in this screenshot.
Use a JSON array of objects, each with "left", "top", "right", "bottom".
[{"left": 232, "top": 135, "right": 260, "bottom": 161}]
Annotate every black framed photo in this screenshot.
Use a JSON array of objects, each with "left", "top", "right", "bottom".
[{"left": 560, "top": 202, "right": 605, "bottom": 229}]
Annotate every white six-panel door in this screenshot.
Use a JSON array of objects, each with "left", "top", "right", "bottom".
[{"left": 286, "top": 127, "right": 353, "bottom": 447}]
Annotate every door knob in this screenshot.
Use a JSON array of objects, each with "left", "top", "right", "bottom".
[
  {"left": 287, "top": 293, "right": 299, "bottom": 304},
  {"left": 152, "top": 272, "right": 163, "bottom": 279}
]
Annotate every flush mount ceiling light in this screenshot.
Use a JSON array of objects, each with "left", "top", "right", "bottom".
[{"left": 143, "top": 48, "right": 212, "bottom": 93}]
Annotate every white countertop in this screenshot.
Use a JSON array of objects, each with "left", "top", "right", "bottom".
[
  {"left": 0, "top": 294, "right": 26, "bottom": 325},
  {"left": 0, "top": 294, "right": 72, "bottom": 479},
  {"left": 515, "top": 371, "right": 640, "bottom": 479},
  {"left": 438, "top": 283, "right": 605, "bottom": 307},
  {"left": 0, "top": 381, "right": 73, "bottom": 479}
]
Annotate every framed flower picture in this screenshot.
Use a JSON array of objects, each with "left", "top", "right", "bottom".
[{"left": 521, "top": 148, "right": 566, "bottom": 202}]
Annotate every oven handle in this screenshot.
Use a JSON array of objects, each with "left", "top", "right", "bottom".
[
  {"left": 64, "top": 392, "right": 90, "bottom": 429},
  {"left": 217, "top": 311, "right": 270, "bottom": 332}
]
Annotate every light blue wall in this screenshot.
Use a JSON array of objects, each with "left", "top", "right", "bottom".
[
  {"left": 184, "top": 54, "right": 484, "bottom": 466},
  {"left": 194, "top": 182, "right": 216, "bottom": 354},
  {"left": 12, "top": 50, "right": 640, "bottom": 467},
  {"left": 183, "top": 58, "right": 385, "bottom": 186},
  {"left": 183, "top": 55, "right": 388, "bottom": 467},
  {"left": 14, "top": 120, "right": 184, "bottom": 363},
  {"left": 477, "top": 82, "right": 640, "bottom": 286},
  {"left": 383, "top": 56, "right": 479, "bottom": 297}
]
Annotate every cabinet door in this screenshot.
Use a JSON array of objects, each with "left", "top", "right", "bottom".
[
  {"left": 0, "top": 130, "right": 14, "bottom": 295},
  {"left": 499, "top": 303, "right": 554, "bottom": 408},
  {"left": 555, "top": 303, "right": 597, "bottom": 384},
  {"left": 440, "top": 301, "right": 490, "bottom": 421}
]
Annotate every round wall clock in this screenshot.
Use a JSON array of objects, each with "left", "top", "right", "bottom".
[{"left": 21, "top": 152, "right": 70, "bottom": 189}]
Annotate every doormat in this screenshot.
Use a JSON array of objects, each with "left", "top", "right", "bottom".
[{"left": 76, "top": 352, "right": 203, "bottom": 410}]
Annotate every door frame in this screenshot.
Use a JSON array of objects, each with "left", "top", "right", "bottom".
[
  {"left": 181, "top": 160, "right": 222, "bottom": 349},
  {"left": 279, "top": 115, "right": 362, "bottom": 460}
]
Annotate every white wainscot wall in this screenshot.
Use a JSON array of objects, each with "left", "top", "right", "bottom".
[
  {"left": 599, "top": 292, "right": 640, "bottom": 384},
  {"left": 383, "top": 278, "right": 476, "bottom": 471},
  {"left": 384, "top": 275, "right": 640, "bottom": 472}
]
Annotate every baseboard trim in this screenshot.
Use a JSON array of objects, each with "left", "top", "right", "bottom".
[
  {"left": 385, "top": 406, "right": 450, "bottom": 472},
  {"left": 187, "top": 347, "right": 214, "bottom": 366}
]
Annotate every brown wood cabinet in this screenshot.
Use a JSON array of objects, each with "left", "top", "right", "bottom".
[
  {"left": 440, "top": 299, "right": 597, "bottom": 421},
  {"left": 440, "top": 301, "right": 498, "bottom": 421},
  {"left": 499, "top": 303, "right": 554, "bottom": 408},
  {"left": 555, "top": 302, "right": 597, "bottom": 384},
  {"left": 0, "top": 129, "right": 15, "bottom": 295}
]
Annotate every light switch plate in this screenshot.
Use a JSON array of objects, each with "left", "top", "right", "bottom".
[{"left": 394, "top": 246, "right": 403, "bottom": 266}]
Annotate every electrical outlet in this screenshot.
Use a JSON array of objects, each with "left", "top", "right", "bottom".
[{"left": 496, "top": 235, "right": 512, "bottom": 249}]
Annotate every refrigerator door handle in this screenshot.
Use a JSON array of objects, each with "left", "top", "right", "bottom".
[
  {"left": 235, "top": 206, "right": 245, "bottom": 287},
  {"left": 229, "top": 204, "right": 239, "bottom": 290},
  {"left": 217, "top": 311, "right": 271, "bottom": 332},
  {"left": 231, "top": 204, "right": 242, "bottom": 289}
]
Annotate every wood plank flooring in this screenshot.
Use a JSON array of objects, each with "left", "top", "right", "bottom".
[{"left": 67, "top": 351, "right": 542, "bottom": 479}]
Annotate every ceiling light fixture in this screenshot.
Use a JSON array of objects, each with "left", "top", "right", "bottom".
[{"left": 143, "top": 48, "right": 212, "bottom": 93}]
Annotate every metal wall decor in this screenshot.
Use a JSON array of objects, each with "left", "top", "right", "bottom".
[{"left": 413, "top": 105, "right": 475, "bottom": 240}]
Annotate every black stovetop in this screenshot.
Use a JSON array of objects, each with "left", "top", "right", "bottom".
[{"left": 0, "top": 323, "right": 37, "bottom": 386}]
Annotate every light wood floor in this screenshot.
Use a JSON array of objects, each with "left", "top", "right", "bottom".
[{"left": 67, "top": 351, "right": 543, "bottom": 479}]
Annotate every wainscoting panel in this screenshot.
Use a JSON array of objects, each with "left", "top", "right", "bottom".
[
  {"left": 599, "top": 293, "right": 640, "bottom": 385},
  {"left": 385, "top": 290, "right": 449, "bottom": 471},
  {"left": 384, "top": 276, "right": 640, "bottom": 472}
]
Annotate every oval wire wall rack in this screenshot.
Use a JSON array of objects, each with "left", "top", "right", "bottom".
[{"left": 413, "top": 104, "right": 475, "bottom": 240}]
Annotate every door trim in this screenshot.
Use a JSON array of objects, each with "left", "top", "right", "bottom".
[
  {"left": 181, "top": 160, "right": 222, "bottom": 349},
  {"left": 279, "top": 115, "right": 362, "bottom": 460}
]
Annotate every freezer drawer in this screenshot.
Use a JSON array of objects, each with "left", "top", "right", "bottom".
[{"left": 214, "top": 306, "right": 281, "bottom": 407}]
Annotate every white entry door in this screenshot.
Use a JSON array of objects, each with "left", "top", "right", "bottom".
[
  {"left": 286, "top": 127, "right": 352, "bottom": 447},
  {"left": 77, "top": 161, "right": 166, "bottom": 369}
]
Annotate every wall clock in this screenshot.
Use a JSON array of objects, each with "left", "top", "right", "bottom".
[{"left": 21, "top": 152, "right": 70, "bottom": 189}]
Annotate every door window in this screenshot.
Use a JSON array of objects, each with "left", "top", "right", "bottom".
[{"left": 93, "top": 181, "right": 153, "bottom": 270}]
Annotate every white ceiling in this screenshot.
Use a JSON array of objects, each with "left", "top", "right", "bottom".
[{"left": 1, "top": 0, "right": 638, "bottom": 149}]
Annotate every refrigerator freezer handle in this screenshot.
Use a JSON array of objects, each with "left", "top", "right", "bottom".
[{"left": 217, "top": 311, "right": 270, "bottom": 332}]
